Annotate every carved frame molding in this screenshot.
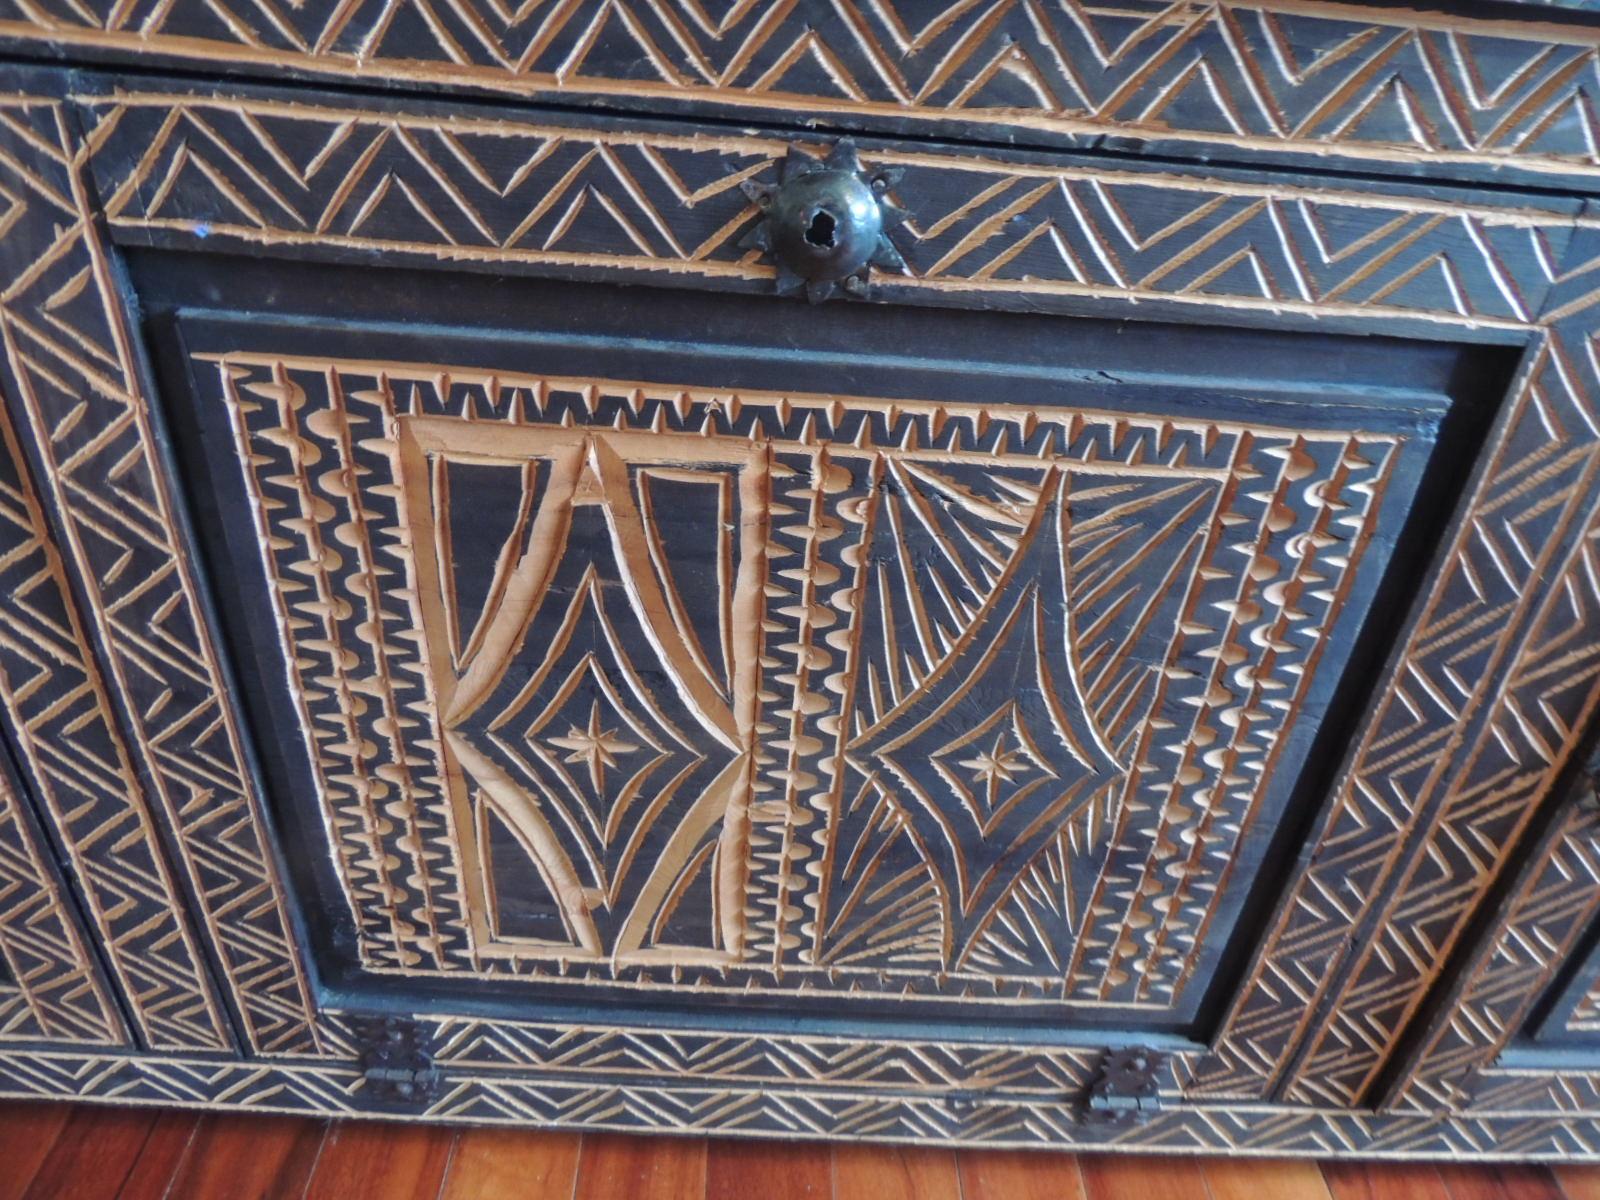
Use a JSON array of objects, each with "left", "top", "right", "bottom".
[{"left": 2, "top": 1, "right": 1600, "bottom": 188}]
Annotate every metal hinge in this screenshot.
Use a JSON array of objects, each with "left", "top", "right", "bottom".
[
  {"left": 351, "top": 1015, "right": 444, "bottom": 1108},
  {"left": 1082, "top": 1047, "right": 1166, "bottom": 1126}
]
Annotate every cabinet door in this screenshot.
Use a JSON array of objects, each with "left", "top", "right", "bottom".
[
  {"left": 11, "top": 66, "right": 1600, "bottom": 1151},
  {"left": 157, "top": 263, "right": 1470, "bottom": 1035}
]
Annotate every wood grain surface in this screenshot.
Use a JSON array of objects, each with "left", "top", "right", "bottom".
[{"left": 1, "top": 1100, "right": 1589, "bottom": 1198}]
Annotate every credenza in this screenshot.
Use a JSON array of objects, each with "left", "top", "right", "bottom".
[{"left": 3, "top": 0, "right": 1600, "bottom": 1159}]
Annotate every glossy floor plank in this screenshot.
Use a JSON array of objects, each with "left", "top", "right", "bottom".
[
  {"left": 116, "top": 1111, "right": 200, "bottom": 1200},
  {"left": 1434, "top": 1162, "right": 1565, "bottom": 1199},
  {"left": 1202, "top": 1157, "right": 1334, "bottom": 1200},
  {"left": 439, "top": 1126, "right": 581, "bottom": 1199},
  {"left": 833, "top": 1144, "right": 961, "bottom": 1200},
  {"left": 1079, "top": 1153, "right": 1211, "bottom": 1200},
  {"left": 166, "top": 1113, "right": 328, "bottom": 1200},
  {"left": 1554, "top": 1165, "right": 1600, "bottom": 1199},
  {"left": 958, "top": 1147, "right": 1088, "bottom": 1200},
  {"left": 302, "top": 1119, "right": 454, "bottom": 1200},
  {"left": 6, "top": 1103, "right": 1600, "bottom": 1199},
  {"left": 1324, "top": 1161, "right": 1452, "bottom": 1200},
  {"left": 705, "top": 1139, "right": 832, "bottom": 1200},
  {"left": 21, "top": 1106, "right": 160, "bottom": 1200},
  {"left": 0, "top": 1101, "right": 73, "bottom": 1200},
  {"left": 573, "top": 1131, "right": 707, "bottom": 1200}
]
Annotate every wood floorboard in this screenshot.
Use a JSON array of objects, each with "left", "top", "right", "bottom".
[
  {"left": 21, "top": 1105, "right": 161, "bottom": 1200},
  {"left": 6, "top": 1104, "right": 1600, "bottom": 1199},
  {"left": 572, "top": 1131, "right": 707, "bottom": 1200},
  {"left": 832, "top": 1144, "right": 962, "bottom": 1200},
  {"left": 301, "top": 1119, "right": 454, "bottom": 1200},
  {"left": 1079, "top": 1153, "right": 1212, "bottom": 1200},
  {"left": 115, "top": 1111, "right": 199, "bottom": 1200},
  {"left": 1202, "top": 1157, "right": 1335, "bottom": 1200},
  {"left": 164, "top": 1113, "right": 328, "bottom": 1200},
  {"left": 0, "top": 1101, "right": 73, "bottom": 1200},
  {"left": 1324, "top": 1161, "right": 1453, "bottom": 1200},
  {"left": 957, "top": 1147, "right": 1088, "bottom": 1200},
  {"left": 1553, "top": 1165, "right": 1600, "bottom": 1199},
  {"left": 1435, "top": 1163, "right": 1566, "bottom": 1199},
  {"left": 438, "top": 1126, "right": 581, "bottom": 1199},
  {"left": 704, "top": 1138, "right": 832, "bottom": 1200}
]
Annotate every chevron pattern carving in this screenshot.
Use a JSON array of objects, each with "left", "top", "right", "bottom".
[
  {"left": 0, "top": 745, "right": 124, "bottom": 1045},
  {"left": 8, "top": 2, "right": 1600, "bottom": 183},
  {"left": 0, "top": 372, "right": 227, "bottom": 1051},
  {"left": 0, "top": 59, "right": 1596, "bottom": 1141},
  {"left": 76, "top": 93, "right": 1575, "bottom": 330},
  {"left": 9, "top": 1044, "right": 1600, "bottom": 1157},
  {"left": 1390, "top": 802, "right": 1600, "bottom": 1112},
  {"left": 0, "top": 90, "right": 322, "bottom": 1056},
  {"left": 1191, "top": 235, "right": 1600, "bottom": 1106}
]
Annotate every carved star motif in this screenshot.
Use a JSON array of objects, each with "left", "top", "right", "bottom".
[
  {"left": 957, "top": 732, "right": 1031, "bottom": 810},
  {"left": 546, "top": 701, "right": 639, "bottom": 793}
]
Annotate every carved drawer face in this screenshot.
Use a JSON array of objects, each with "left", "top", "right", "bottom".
[{"left": 146, "top": 256, "right": 1504, "bottom": 1039}]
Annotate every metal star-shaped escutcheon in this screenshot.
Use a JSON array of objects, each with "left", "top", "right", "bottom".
[{"left": 738, "top": 140, "right": 909, "bottom": 303}]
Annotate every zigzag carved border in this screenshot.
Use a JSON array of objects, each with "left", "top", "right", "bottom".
[
  {"left": 3, "top": 1045, "right": 1600, "bottom": 1159},
  {"left": 0, "top": 87, "right": 323, "bottom": 1056},
  {"left": 0, "top": 742, "right": 123, "bottom": 1045},
  {"left": 4, "top": 2, "right": 1600, "bottom": 185}
]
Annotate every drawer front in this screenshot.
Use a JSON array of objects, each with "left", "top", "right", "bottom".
[{"left": 7, "top": 63, "right": 1600, "bottom": 1153}]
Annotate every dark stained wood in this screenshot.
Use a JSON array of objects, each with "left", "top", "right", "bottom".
[
  {"left": 572, "top": 1132, "right": 707, "bottom": 1200},
  {"left": 21, "top": 1106, "right": 159, "bottom": 1200},
  {"left": 301, "top": 1119, "right": 453, "bottom": 1200},
  {"left": 115, "top": 1111, "right": 199, "bottom": 1200},
  {"left": 1323, "top": 1162, "right": 1452, "bottom": 1200},
  {"left": 1079, "top": 1154, "right": 1211, "bottom": 1200},
  {"left": 833, "top": 1144, "right": 961, "bottom": 1200},
  {"left": 705, "top": 1139, "right": 831, "bottom": 1200},
  {"left": 958, "top": 1148, "right": 1087, "bottom": 1200},
  {"left": 439, "top": 1127, "right": 581, "bottom": 1199},
  {"left": 0, "top": 1102, "right": 72, "bottom": 1200},
  {"left": 165, "top": 1113, "right": 327, "bottom": 1199},
  {"left": 1435, "top": 1162, "right": 1565, "bottom": 1199},
  {"left": 1204, "top": 1158, "right": 1333, "bottom": 1200}
]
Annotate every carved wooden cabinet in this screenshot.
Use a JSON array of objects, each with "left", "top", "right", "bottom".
[{"left": 5, "top": 0, "right": 1600, "bottom": 1160}]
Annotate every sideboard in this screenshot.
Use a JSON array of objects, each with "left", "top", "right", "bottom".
[{"left": 3, "top": 0, "right": 1600, "bottom": 1159}]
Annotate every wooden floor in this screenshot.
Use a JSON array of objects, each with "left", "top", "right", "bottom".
[{"left": 6, "top": 1102, "right": 1600, "bottom": 1199}]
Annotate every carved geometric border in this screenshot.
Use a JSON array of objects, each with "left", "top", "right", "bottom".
[
  {"left": 9, "top": 1045, "right": 1600, "bottom": 1159},
  {"left": 0, "top": 84, "right": 324, "bottom": 1057},
  {"left": 1384, "top": 796, "right": 1600, "bottom": 1113},
  {"left": 0, "top": 348, "right": 227, "bottom": 1052},
  {"left": 0, "top": 742, "right": 124, "bottom": 1045},
  {"left": 5, "top": 2, "right": 1600, "bottom": 187}
]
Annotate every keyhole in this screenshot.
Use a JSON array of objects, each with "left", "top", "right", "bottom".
[{"left": 805, "top": 208, "right": 837, "bottom": 248}]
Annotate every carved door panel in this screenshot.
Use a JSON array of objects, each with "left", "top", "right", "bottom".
[{"left": 137, "top": 248, "right": 1504, "bottom": 1048}]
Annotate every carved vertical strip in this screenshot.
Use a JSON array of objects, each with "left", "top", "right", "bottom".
[{"left": 0, "top": 84, "right": 321, "bottom": 1055}]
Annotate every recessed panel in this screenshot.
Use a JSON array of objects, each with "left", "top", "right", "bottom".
[{"left": 146, "top": 263, "right": 1496, "bottom": 1034}]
